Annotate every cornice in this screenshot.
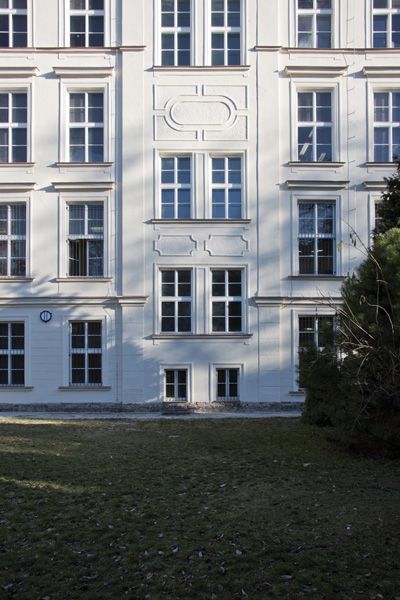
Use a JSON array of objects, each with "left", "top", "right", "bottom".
[
  {"left": 284, "top": 65, "right": 347, "bottom": 77},
  {"left": 0, "top": 66, "right": 38, "bottom": 77},
  {"left": 52, "top": 181, "right": 114, "bottom": 191},
  {"left": 363, "top": 181, "right": 386, "bottom": 191},
  {"left": 363, "top": 66, "right": 400, "bottom": 77},
  {"left": 252, "top": 296, "right": 342, "bottom": 307},
  {"left": 286, "top": 180, "right": 349, "bottom": 190},
  {"left": 0, "top": 182, "right": 36, "bottom": 192},
  {"left": 53, "top": 66, "right": 114, "bottom": 78}
]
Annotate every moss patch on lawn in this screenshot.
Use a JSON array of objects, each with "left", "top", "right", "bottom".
[{"left": 0, "top": 418, "right": 399, "bottom": 600}]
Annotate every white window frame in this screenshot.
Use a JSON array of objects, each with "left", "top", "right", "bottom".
[
  {"left": 63, "top": 0, "right": 111, "bottom": 47},
  {"left": 208, "top": 0, "right": 242, "bottom": 66},
  {"left": 159, "top": 154, "right": 192, "bottom": 219},
  {"left": 297, "top": 200, "right": 336, "bottom": 276},
  {"left": 372, "top": 89, "right": 400, "bottom": 162},
  {"left": 291, "top": 193, "right": 342, "bottom": 277},
  {"left": 159, "top": 0, "right": 192, "bottom": 66},
  {"left": 0, "top": 319, "right": 28, "bottom": 387},
  {"left": 372, "top": 0, "right": 400, "bottom": 48},
  {"left": 209, "top": 154, "right": 244, "bottom": 219},
  {"left": 295, "top": 0, "right": 333, "bottom": 49},
  {"left": 368, "top": 192, "right": 385, "bottom": 243},
  {"left": 0, "top": 0, "right": 29, "bottom": 48},
  {"left": 297, "top": 89, "right": 333, "bottom": 162},
  {"left": 67, "top": 90, "right": 104, "bottom": 163},
  {"left": 161, "top": 363, "right": 192, "bottom": 402},
  {"left": 69, "top": 319, "right": 103, "bottom": 387},
  {"left": 0, "top": 87, "right": 31, "bottom": 164},
  {"left": 66, "top": 202, "right": 104, "bottom": 277},
  {"left": 60, "top": 81, "right": 110, "bottom": 163},
  {"left": 0, "top": 201, "right": 28, "bottom": 278},
  {"left": 290, "top": 81, "right": 339, "bottom": 163},
  {"left": 367, "top": 83, "right": 400, "bottom": 163},
  {"left": 58, "top": 194, "right": 110, "bottom": 279},
  {"left": 211, "top": 363, "right": 243, "bottom": 402},
  {"left": 159, "top": 268, "right": 193, "bottom": 334},
  {"left": 208, "top": 267, "right": 246, "bottom": 333}
]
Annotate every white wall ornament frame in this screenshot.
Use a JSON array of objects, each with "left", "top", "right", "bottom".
[
  {"left": 154, "top": 84, "right": 248, "bottom": 141},
  {"left": 154, "top": 234, "right": 198, "bottom": 256},
  {"left": 204, "top": 234, "right": 249, "bottom": 257}
]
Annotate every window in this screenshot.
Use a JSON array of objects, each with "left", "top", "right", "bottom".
[
  {"left": 161, "top": 0, "right": 191, "bottom": 66},
  {"left": 211, "top": 0, "right": 241, "bottom": 65},
  {"left": 67, "top": 203, "right": 103, "bottom": 277},
  {"left": 69, "top": 0, "right": 104, "bottom": 47},
  {"left": 0, "top": 322, "right": 24, "bottom": 386},
  {"left": 373, "top": 91, "right": 400, "bottom": 162},
  {"left": 0, "top": 0, "right": 27, "bottom": 47},
  {"left": 216, "top": 367, "right": 239, "bottom": 400},
  {"left": 164, "top": 368, "right": 188, "bottom": 401},
  {"left": 297, "top": 91, "right": 332, "bottom": 162},
  {"left": 297, "top": 0, "right": 332, "bottom": 48},
  {"left": 0, "top": 204, "right": 26, "bottom": 277},
  {"left": 69, "top": 321, "right": 102, "bottom": 386},
  {"left": 211, "top": 156, "right": 242, "bottom": 219},
  {"left": 211, "top": 269, "right": 242, "bottom": 332},
  {"left": 299, "top": 315, "right": 334, "bottom": 350},
  {"left": 161, "top": 156, "right": 191, "bottom": 218},
  {"left": 374, "top": 199, "right": 384, "bottom": 232},
  {"left": 160, "top": 269, "right": 192, "bottom": 333},
  {"left": 68, "top": 91, "right": 104, "bottom": 162},
  {"left": 0, "top": 91, "right": 27, "bottom": 163},
  {"left": 298, "top": 201, "right": 335, "bottom": 275},
  {"left": 373, "top": 0, "right": 400, "bottom": 48}
]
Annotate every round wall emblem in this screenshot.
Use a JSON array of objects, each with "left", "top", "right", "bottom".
[{"left": 40, "top": 310, "right": 52, "bottom": 323}]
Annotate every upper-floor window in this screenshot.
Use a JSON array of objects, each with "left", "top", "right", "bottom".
[
  {"left": 373, "top": 0, "right": 400, "bottom": 48},
  {"left": 211, "top": 156, "right": 242, "bottom": 219},
  {"left": 69, "top": 320, "right": 102, "bottom": 386},
  {"left": 298, "top": 201, "right": 336, "bottom": 275},
  {"left": 211, "top": 0, "right": 241, "bottom": 65},
  {"left": 211, "top": 269, "right": 242, "bottom": 332},
  {"left": 68, "top": 91, "right": 103, "bottom": 162},
  {"left": 297, "top": 91, "right": 332, "bottom": 162},
  {"left": 161, "top": 0, "right": 191, "bottom": 66},
  {"left": 0, "top": 0, "right": 27, "bottom": 47},
  {"left": 69, "top": 0, "right": 104, "bottom": 47},
  {"left": 67, "top": 203, "right": 103, "bottom": 277},
  {"left": 161, "top": 156, "right": 191, "bottom": 218},
  {"left": 373, "top": 91, "right": 400, "bottom": 162},
  {"left": 0, "top": 203, "right": 26, "bottom": 277},
  {"left": 0, "top": 91, "right": 27, "bottom": 163},
  {"left": 374, "top": 199, "right": 384, "bottom": 232},
  {"left": 0, "top": 321, "right": 24, "bottom": 386},
  {"left": 161, "top": 269, "right": 192, "bottom": 333},
  {"left": 297, "top": 0, "right": 332, "bottom": 48}
]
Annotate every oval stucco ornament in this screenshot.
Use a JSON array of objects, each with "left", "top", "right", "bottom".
[{"left": 165, "top": 94, "right": 237, "bottom": 131}]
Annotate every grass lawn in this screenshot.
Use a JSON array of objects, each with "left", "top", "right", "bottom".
[{"left": 0, "top": 418, "right": 399, "bottom": 600}]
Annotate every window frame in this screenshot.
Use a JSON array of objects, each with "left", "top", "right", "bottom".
[
  {"left": 208, "top": 0, "right": 243, "bottom": 66},
  {"left": 208, "top": 153, "right": 244, "bottom": 219},
  {"left": 63, "top": 0, "right": 110, "bottom": 47},
  {"left": 161, "top": 363, "right": 192, "bottom": 402},
  {"left": 0, "top": 320, "right": 26, "bottom": 387},
  {"left": 0, "top": 0, "right": 29, "bottom": 48},
  {"left": 159, "top": 267, "right": 194, "bottom": 334},
  {"left": 297, "top": 199, "right": 336, "bottom": 276},
  {"left": 60, "top": 81, "right": 110, "bottom": 164},
  {"left": 291, "top": 193, "right": 341, "bottom": 277},
  {"left": 68, "top": 319, "right": 103, "bottom": 387},
  {"left": 208, "top": 267, "right": 245, "bottom": 334},
  {"left": 372, "top": 89, "right": 400, "bottom": 162},
  {"left": 211, "top": 364, "right": 242, "bottom": 402},
  {"left": 371, "top": 0, "right": 400, "bottom": 48},
  {"left": 0, "top": 201, "right": 29, "bottom": 278},
  {"left": 159, "top": 153, "right": 193, "bottom": 219},
  {"left": 66, "top": 201, "right": 105, "bottom": 278},
  {"left": 159, "top": 0, "right": 192, "bottom": 66},
  {"left": 0, "top": 86, "right": 31, "bottom": 164},
  {"left": 295, "top": 0, "right": 333, "bottom": 49}
]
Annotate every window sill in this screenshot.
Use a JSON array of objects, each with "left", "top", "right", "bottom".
[
  {"left": 0, "top": 386, "right": 33, "bottom": 392},
  {"left": 55, "top": 277, "right": 112, "bottom": 283},
  {"left": 365, "top": 162, "right": 397, "bottom": 168},
  {"left": 288, "top": 161, "right": 345, "bottom": 168},
  {"left": 153, "top": 65, "right": 251, "bottom": 72},
  {"left": 55, "top": 162, "right": 113, "bottom": 168},
  {"left": 0, "top": 277, "right": 34, "bottom": 282},
  {"left": 289, "top": 391, "right": 305, "bottom": 397},
  {"left": 152, "top": 333, "right": 253, "bottom": 340},
  {"left": 287, "top": 275, "right": 345, "bottom": 281},
  {"left": 58, "top": 386, "right": 111, "bottom": 392},
  {"left": 0, "top": 162, "right": 35, "bottom": 168},
  {"left": 151, "top": 219, "right": 251, "bottom": 225}
]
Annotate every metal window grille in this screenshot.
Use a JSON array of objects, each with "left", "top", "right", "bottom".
[
  {"left": 67, "top": 203, "right": 104, "bottom": 277},
  {"left": 0, "top": 321, "right": 25, "bottom": 386},
  {"left": 298, "top": 201, "right": 335, "bottom": 275}
]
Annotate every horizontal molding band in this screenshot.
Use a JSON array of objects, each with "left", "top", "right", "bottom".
[
  {"left": 288, "top": 161, "right": 345, "bottom": 168},
  {"left": 52, "top": 181, "right": 115, "bottom": 191},
  {"left": 152, "top": 334, "right": 253, "bottom": 341},
  {"left": 0, "top": 67, "right": 38, "bottom": 77},
  {"left": 287, "top": 276, "right": 345, "bottom": 281},
  {"left": 55, "top": 278, "right": 113, "bottom": 283},
  {"left": 363, "top": 66, "right": 400, "bottom": 77},
  {"left": 363, "top": 181, "right": 386, "bottom": 190},
  {"left": 0, "top": 182, "right": 36, "bottom": 192},
  {"left": 59, "top": 386, "right": 112, "bottom": 392},
  {"left": 285, "top": 65, "right": 347, "bottom": 77},
  {"left": 0, "top": 163, "right": 35, "bottom": 168},
  {"left": 53, "top": 66, "right": 114, "bottom": 78},
  {"left": 151, "top": 219, "right": 251, "bottom": 225},
  {"left": 0, "top": 386, "right": 33, "bottom": 392},
  {"left": 0, "top": 296, "right": 149, "bottom": 307},
  {"left": 0, "top": 277, "right": 34, "bottom": 282},
  {"left": 153, "top": 65, "right": 251, "bottom": 72},
  {"left": 286, "top": 179, "right": 349, "bottom": 190},
  {"left": 253, "top": 296, "right": 342, "bottom": 307},
  {"left": 55, "top": 162, "right": 113, "bottom": 168}
]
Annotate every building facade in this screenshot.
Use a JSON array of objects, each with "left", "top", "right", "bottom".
[{"left": 0, "top": 0, "right": 398, "bottom": 409}]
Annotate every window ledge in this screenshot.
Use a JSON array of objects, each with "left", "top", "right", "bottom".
[
  {"left": 58, "top": 386, "right": 111, "bottom": 392},
  {"left": 0, "top": 162, "right": 35, "bottom": 168},
  {"left": 0, "top": 277, "right": 34, "bottom": 282},
  {"left": 0, "top": 386, "right": 33, "bottom": 392},
  {"left": 289, "top": 391, "right": 305, "bottom": 397},
  {"left": 153, "top": 65, "right": 251, "bottom": 72},
  {"left": 286, "top": 180, "right": 349, "bottom": 190},
  {"left": 55, "top": 277, "right": 112, "bottom": 283},
  {"left": 287, "top": 275, "right": 345, "bottom": 281},
  {"left": 152, "top": 334, "right": 253, "bottom": 340},
  {"left": 365, "top": 162, "right": 397, "bottom": 168},
  {"left": 55, "top": 162, "right": 113, "bottom": 168},
  {"left": 151, "top": 219, "right": 251, "bottom": 225},
  {"left": 288, "top": 161, "right": 345, "bottom": 168}
]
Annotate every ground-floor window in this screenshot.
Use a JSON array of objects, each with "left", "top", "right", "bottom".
[
  {"left": 0, "top": 321, "right": 24, "bottom": 386},
  {"left": 164, "top": 368, "right": 188, "bottom": 401},
  {"left": 69, "top": 320, "right": 102, "bottom": 386},
  {"left": 216, "top": 367, "right": 240, "bottom": 400}
]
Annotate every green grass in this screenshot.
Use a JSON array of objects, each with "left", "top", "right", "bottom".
[{"left": 0, "top": 418, "right": 399, "bottom": 600}]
